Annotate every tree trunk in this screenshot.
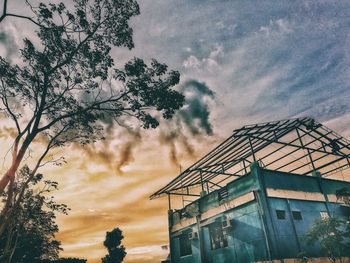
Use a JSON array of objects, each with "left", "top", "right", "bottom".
[
  {"left": 0, "top": 176, "right": 15, "bottom": 237},
  {"left": 0, "top": 168, "right": 15, "bottom": 195},
  {"left": 0, "top": 135, "right": 33, "bottom": 195}
]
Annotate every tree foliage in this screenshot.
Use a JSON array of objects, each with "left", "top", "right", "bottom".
[
  {"left": 40, "top": 258, "right": 87, "bottom": 263},
  {"left": 305, "top": 217, "right": 350, "bottom": 263},
  {"left": 102, "top": 227, "right": 126, "bottom": 263},
  {"left": 0, "top": 0, "right": 184, "bottom": 211},
  {"left": 0, "top": 166, "right": 69, "bottom": 263}
]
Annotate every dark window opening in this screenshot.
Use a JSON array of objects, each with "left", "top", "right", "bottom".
[
  {"left": 209, "top": 222, "right": 228, "bottom": 250},
  {"left": 292, "top": 211, "right": 302, "bottom": 220},
  {"left": 276, "top": 209, "right": 286, "bottom": 220},
  {"left": 179, "top": 233, "right": 192, "bottom": 256}
]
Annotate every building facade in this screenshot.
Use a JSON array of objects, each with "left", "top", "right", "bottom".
[{"left": 151, "top": 118, "right": 350, "bottom": 262}]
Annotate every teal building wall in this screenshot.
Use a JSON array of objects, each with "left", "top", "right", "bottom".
[{"left": 168, "top": 164, "right": 350, "bottom": 263}]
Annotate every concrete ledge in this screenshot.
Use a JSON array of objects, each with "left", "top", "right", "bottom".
[
  {"left": 266, "top": 189, "right": 326, "bottom": 202},
  {"left": 171, "top": 191, "right": 255, "bottom": 233},
  {"left": 201, "top": 191, "right": 255, "bottom": 220}
]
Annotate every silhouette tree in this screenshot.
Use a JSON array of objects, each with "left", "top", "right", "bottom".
[
  {"left": 40, "top": 258, "right": 87, "bottom": 263},
  {"left": 0, "top": 0, "right": 184, "bottom": 221},
  {"left": 304, "top": 190, "right": 350, "bottom": 263},
  {"left": 102, "top": 228, "right": 126, "bottom": 263},
  {"left": 0, "top": 166, "right": 69, "bottom": 263},
  {"left": 305, "top": 217, "right": 349, "bottom": 263}
]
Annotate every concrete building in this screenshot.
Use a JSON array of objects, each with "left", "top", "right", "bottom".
[{"left": 151, "top": 118, "right": 350, "bottom": 263}]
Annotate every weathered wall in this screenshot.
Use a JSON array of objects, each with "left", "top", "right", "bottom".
[
  {"left": 168, "top": 167, "right": 350, "bottom": 263},
  {"left": 263, "top": 170, "right": 350, "bottom": 258}
]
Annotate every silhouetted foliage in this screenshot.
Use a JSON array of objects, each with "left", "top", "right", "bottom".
[
  {"left": 0, "top": 166, "right": 69, "bottom": 263},
  {"left": 301, "top": 189, "right": 350, "bottom": 263},
  {"left": 0, "top": 0, "right": 183, "bottom": 229},
  {"left": 102, "top": 228, "right": 126, "bottom": 263},
  {"left": 39, "top": 258, "right": 87, "bottom": 263}
]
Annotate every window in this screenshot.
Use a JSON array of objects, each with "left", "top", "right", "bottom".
[
  {"left": 208, "top": 222, "right": 228, "bottom": 250},
  {"left": 292, "top": 211, "right": 302, "bottom": 220},
  {"left": 179, "top": 233, "right": 192, "bottom": 256},
  {"left": 276, "top": 209, "right": 286, "bottom": 220},
  {"left": 320, "top": 211, "right": 329, "bottom": 220},
  {"left": 218, "top": 187, "right": 228, "bottom": 202}
]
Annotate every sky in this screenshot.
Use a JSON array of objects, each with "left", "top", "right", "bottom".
[{"left": 1, "top": 0, "right": 350, "bottom": 262}]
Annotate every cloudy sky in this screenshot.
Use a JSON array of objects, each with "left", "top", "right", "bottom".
[{"left": 1, "top": 0, "right": 350, "bottom": 262}]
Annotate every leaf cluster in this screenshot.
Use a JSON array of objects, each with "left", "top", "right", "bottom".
[
  {"left": 102, "top": 227, "right": 126, "bottom": 263},
  {"left": 305, "top": 217, "right": 350, "bottom": 262},
  {"left": 0, "top": 166, "right": 69, "bottom": 262},
  {"left": 0, "top": 0, "right": 184, "bottom": 151}
]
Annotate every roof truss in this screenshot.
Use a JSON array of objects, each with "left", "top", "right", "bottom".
[{"left": 150, "top": 117, "right": 350, "bottom": 199}]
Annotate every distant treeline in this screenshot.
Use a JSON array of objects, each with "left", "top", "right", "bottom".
[{"left": 38, "top": 258, "right": 87, "bottom": 263}]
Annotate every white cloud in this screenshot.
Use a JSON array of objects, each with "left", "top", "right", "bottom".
[
  {"left": 127, "top": 245, "right": 168, "bottom": 255},
  {"left": 182, "top": 44, "right": 224, "bottom": 72},
  {"left": 183, "top": 55, "right": 201, "bottom": 69}
]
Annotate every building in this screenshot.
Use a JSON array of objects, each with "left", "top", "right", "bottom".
[{"left": 150, "top": 118, "right": 350, "bottom": 263}]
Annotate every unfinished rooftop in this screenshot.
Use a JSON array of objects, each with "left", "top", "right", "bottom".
[{"left": 151, "top": 117, "right": 350, "bottom": 202}]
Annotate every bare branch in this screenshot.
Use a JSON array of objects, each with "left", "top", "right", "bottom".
[
  {"left": 0, "top": 82, "right": 21, "bottom": 134},
  {"left": 5, "top": 13, "right": 42, "bottom": 27},
  {"left": 0, "top": 0, "right": 8, "bottom": 23},
  {"left": 48, "top": 18, "right": 107, "bottom": 75},
  {"left": 11, "top": 123, "right": 70, "bottom": 213}
]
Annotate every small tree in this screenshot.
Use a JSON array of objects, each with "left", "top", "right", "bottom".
[
  {"left": 0, "top": 0, "right": 184, "bottom": 222},
  {"left": 305, "top": 217, "right": 349, "bottom": 263},
  {"left": 102, "top": 228, "right": 126, "bottom": 263},
  {"left": 0, "top": 166, "right": 69, "bottom": 263}
]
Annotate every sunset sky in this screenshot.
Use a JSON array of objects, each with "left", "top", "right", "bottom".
[{"left": 1, "top": 0, "right": 350, "bottom": 262}]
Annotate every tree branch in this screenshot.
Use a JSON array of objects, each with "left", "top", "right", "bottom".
[
  {"left": 5, "top": 13, "right": 42, "bottom": 27},
  {"left": 10, "top": 124, "right": 70, "bottom": 221},
  {"left": 48, "top": 18, "right": 106, "bottom": 75},
  {"left": 0, "top": 0, "right": 8, "bottom": 23},
  {"left": 0, "top": 83, "right": 21, "bottom": 134},
  {"left": 36, "top": 91, "right": 130, "bottom": 133}
]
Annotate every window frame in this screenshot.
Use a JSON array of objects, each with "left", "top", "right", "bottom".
[
  {"left": 208, "top": 222, "right": 229, "bottom": 250},
  {"left": 292, "top": 211, "right": 302, "bottom": 220},
  {"left": 179, "top": 232, "right": 192, "bottom": 257},
  {"left": 276, "top": 209, "right": 286, "bottom": 220}
]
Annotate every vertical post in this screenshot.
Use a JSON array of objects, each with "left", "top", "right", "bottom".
[
  {"left": 167, "top": 193, "right": 173, "bottom": 263},
  {"left": 251, "top": 162, "right": 280, "bottom": 259},
  {"left": 296, "top": 128, "right": 316, "bottom": 172},
  {"left": 168, "top": 193, "right": 171, "bottom": 210},
  {"left": 180, "top": 165, "right": 185, "bottom": 208},
  {"left": 286, "top": 199, "right": 302, "bottom": 253},
  {"left": 199, "top": 170, "right": 204, "bottom": 191},
  {"left": 199, "top": 170, "right": 206, "bottom": 196},
  {"left": 313, "top": 171, "right": 332, "bottom": 216},
  {"left": 248, "top": 136, "right": 257, "bottom": 162},
  {"left": 243, "top": 159, "right": 248, "bottom": 175},
  {"left": 254, "top": 191, "right": 272, "bottom": 261},
  {"left": 273, "top": 130, "right": 278, "bottom": 141},
  {"left": 196, "top": 215, "right": 205, "bottom": 263}
]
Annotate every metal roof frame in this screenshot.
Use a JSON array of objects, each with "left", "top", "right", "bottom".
[{"left": 150, "top": 117, "right": 350, "bottom": 200}]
